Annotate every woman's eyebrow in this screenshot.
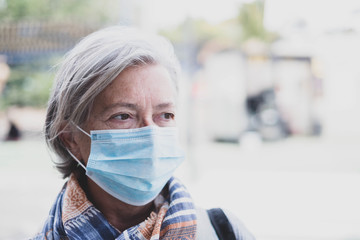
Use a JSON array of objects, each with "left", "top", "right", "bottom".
[
  {"left": 155, "top": 102, "right": 176, "bottom": 110},
  {"left": 101, "top": 102, "right": 138, "bottom": 114},
  {"left": 100, "top": 102, "right": 175, "bottom": 114}
]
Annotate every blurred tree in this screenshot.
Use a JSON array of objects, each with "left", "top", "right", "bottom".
[
  {"left": 0, "top": 59, "right": 56, "bottom": 109},
  {"left": 159, "top": 0, "right": 278, "bottom": 73},
  {"left": 160, "top": 17, "right": 241, "bottom": 74},
  {"left": 238, "top": 0, "right": 277, "bottom": 42},
  {"left": 160, "top": 18, "right": 220, "bottom": 73},
  {"left": 0, "top": 0, "right": 119, "bottom": 24},
  {"left": 0, "top": 0, "right": 121, "bottom": 109},
  {"left": 160, "top": 18, "right": 221, "bottom": 46}
]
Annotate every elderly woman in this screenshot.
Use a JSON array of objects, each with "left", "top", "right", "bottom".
[{"left": 34, "top": 26, "right": 255, "bottom": 240}]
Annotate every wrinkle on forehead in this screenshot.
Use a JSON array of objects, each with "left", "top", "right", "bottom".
[{"left": 90, "top": 64, "right": 177, "bottom": 120}]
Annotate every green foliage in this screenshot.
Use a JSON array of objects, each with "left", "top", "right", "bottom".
[
  {"left": 159, "top": 18, "right": 242, "bottom": 72},
  {"left": 159, "top": 0, "right": 278, "bottom": 59},
  {"left": 0, "top": 0, "right": 122, "bottom": 109},
  {"left": 160, "top": 18, "right": 220, "bottom": 44},
  {"left": 160, "top": 18, "right": 242, "bottom": 47},
  {"left": 238, "top": 0, "right": 277, "bottom": 42},
  {"left": 0, "top": 59, "right": 57, "bottom": 109},
  {"left": 0, "top": 0, "right": 119, "bottom": 24}
]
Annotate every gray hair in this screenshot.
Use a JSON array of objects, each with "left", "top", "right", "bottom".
[{"left": 45, "top": 26, "right": 181, "bottom": 178}]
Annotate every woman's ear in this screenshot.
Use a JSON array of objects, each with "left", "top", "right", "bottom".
[{"left": 59, "top": 122, "right": 82, "bottom": 160}]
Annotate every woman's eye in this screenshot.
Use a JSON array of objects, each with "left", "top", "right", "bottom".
[
  {"left": 162, "top": 113, "right": 175, "bottom": 120},
  {"left": 114, "top": 113, "right": 130, "bottom": 120}
]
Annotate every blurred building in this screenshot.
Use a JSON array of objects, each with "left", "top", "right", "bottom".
[
  {"left": 0, "top": 22, "right": 98, "bottom": 66},
  {"left": 190, "top": 0, "right": 360, "bottom": 143},
  {"left": 264, "top": 0, "right": 360, "bottom": 138},
  {"left": 193, "top": 37, "right": 322, "bottom": 143}
]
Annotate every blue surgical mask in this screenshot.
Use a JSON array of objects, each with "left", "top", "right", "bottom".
[{"left": 67, "top": 125, "right": 184, "bottom": 206}]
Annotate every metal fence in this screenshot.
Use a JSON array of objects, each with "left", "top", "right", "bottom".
[{"left": 0, "top": 22, "right": 99, "bottom": 65}]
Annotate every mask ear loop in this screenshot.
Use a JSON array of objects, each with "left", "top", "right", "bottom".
[
  {"left": 67, "top": 149, "right": 86, "bottom": 170},
  {"left": 66, "top": 121, "right": 91, "bottom": 170},
  {"left": 74, "top": 123, "right": 91, "bottom": 138}
]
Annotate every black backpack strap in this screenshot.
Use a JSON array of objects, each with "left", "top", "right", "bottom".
[{"left": 207, "top": 208, "right": 236, "bottom": 240}]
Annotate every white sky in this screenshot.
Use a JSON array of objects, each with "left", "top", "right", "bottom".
[
  {"left": 134, "top": 0, "right": 360, "bottom": 33},
  {"left": 139, "top": 0, "right": 252, "bottom": 31},
  {"left": 264, "top": 0, "right": 360, "bottom": 34}
]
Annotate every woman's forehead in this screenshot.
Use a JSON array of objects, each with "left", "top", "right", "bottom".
[{"left": 92, "top": 64, "right": 177, "bottom": 111}]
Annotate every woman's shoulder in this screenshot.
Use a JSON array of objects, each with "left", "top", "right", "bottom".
[{"left": 195, "top": 206, "right": 256, "bottom": 240}]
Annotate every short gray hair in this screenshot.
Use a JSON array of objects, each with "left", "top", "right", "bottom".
[{"left": 45, "top": 26, "right": 181, "bottom": 178}]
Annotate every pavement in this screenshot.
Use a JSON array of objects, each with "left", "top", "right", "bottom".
[{"left": 0, "top": 134, "right": 359, "bottom": 240}]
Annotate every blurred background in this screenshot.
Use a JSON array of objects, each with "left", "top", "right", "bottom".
[{"left": 0, "top": 0, "right": 360, "bottom": 239}]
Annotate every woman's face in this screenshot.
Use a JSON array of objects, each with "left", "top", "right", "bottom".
[{"left": 74, "top": 64, "right": 178, "bottom": 164}]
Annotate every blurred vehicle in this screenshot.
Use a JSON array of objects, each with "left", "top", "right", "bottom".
[
  {"left": 246, "top": 88, "right": 290, "bottom": 141},
  {"left": 195, "top": 39, "right": 322, "bottom": 144}
]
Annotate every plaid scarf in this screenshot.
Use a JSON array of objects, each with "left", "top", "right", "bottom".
[{"left": 33, "top": 175, "right": 197, "bottom": 240}]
